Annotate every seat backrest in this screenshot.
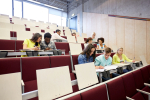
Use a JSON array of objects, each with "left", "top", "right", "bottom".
[
  {"left": 81, "top": 84, "right": 108, "bottom": 100},
  {"left": 82, "top": 33, "right": 87, "bottom": 38},
  {"left": 77, "top": 37, "right": 85, "bottom": 43},
  {"left": 81, "top": 43, "right": 85, "bottom": 50},
  {"left": 0, "top": 39, "right": 15, "bottom": 50},
  {"left": 132, "top": 69, "right": 144, "bottom": 89},
  {"left": 12, "top": 24, "right": 25, "bottom": 31},
  {"left": 0, "top": 22, "right": 13, "bottom": 30},
  {"left": 67, "top": 36, "right": 76, "bottom": 43},
  {"left": 0, "top": 28, "right": 10, "bottom": 39},
  {"left": 16, "top": 40, "right": 24, "bottom": 51},
  {"left": 93, "top": 44, "right": 97, "bottom": 48},
  {"left": 69, "top": 43, "right": 82, "bottom": 55},
  {"left": 55, "top": 42, "right": 70, "bottom": 55},
  {"left": 17, "top": 31, "right": 32, "bottom": 40},
  {"left": 22, "top": 56, "right": 50, "bottom": 82},
  {"left": 140, "top": 55, "right": 148, "bottom": 66},
  {"left": 66, "top": 94, "right": 81, "bottom": 100},
  {"left": 30, "top": 26, "right": 41, "bottom": 33},
  {"left": 45, "top": 29, "right": 54, "bottom": 34},
  {"left": 122, "top": 73, "right": 137, "bottom": 97},
  {"left": 111, "top": 52, "right": 115, "bottom": 58},
  {"left": 146, "top": 65, "right": 150, "bottom": 76},
  {"left": 96, "top": 53, "right": 102, "bottom": 57},
  {"left": 61, "top": 36, "right": 67, "bottom": 39},
  {"left": 140, "top": 66, "right": 150, "bottom": 83},
  {"left": 49, "top": 55, "right": 72, "bottom": 73},
  {"left": 0, "top": 58, "right": 21, "bottom": 75},
  {"left": 107, "top": 77, "right": 126, "bottom": 100},
  {"left": 72, "top": 55, "right": 79, "bottom": 70}
]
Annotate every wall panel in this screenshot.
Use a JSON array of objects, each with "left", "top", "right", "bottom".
[
  {"left": 125, "top": 19, "right": 135, "bottom": 59},
  {"left": 147, "top": 21, "right": 150, "bottom": 64},
  {"left": 116, "top": 18, "right": 125, "bottom": 49},
  {"left": 83, "top": 12, "right": 87, "bottom": 34},
  {"left": 96, "top": 14, "right": 102, "bottom": 40},
  {"left": 102, "top": 14, "right": 109, "bottom": 46},
  {"left": 135, "top": 20, "right": 146, "bottom": 61},
  {"left": 109, "top": 17, "right": 116, "bottom": 48}
]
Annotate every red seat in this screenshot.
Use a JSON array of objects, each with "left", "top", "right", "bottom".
[
  {"left": 81, "top": 84, "right": 108, "bottom": 100},
  {"left": 96, "top": 53, "right": 102, "bottom": 57},
  {"left": 84, "top": 38, "right": 87, "bottom": 42},
  {"left": 140, "top": 66, "right": 150, "bottom": 83},
  {"left": 110, "top": 53, "right": 115, "bottom": 58},
  {"left": 122, "top": 73, "right": 145, "bottom": 99},
  {"left": 107, "top": 78, "right": 126, "bottom": 100},
  {"left": 16, "top": 40, "right": 24, "bottom": 51},
  {"left": 93, "top": 44, "right": 97, "bottom": 48},
  {"left": 22, "top": 56, "right": 50, "bottom": 100},
  {"left": 72, "top": 55, "right": 79, "bottom": 70},
  {"left": 66, "top": 94, "right": 81, "bottom": 100},
  {"left": 55, "top": 42, "right": 70, "bottom": 55},
  {"left": 81, "top": 43, "right": 85, "bottom": 50},
  {"left": 61, "top": 36, "right": 67, "bottom": 39},
  {"left": 50, "top": 55, "right": 79, "bottom": 92},
  {"left": 132, "top": 69, "right": 150, "bottom": 100},
  {"left": 0, "top": 39, "right": 15, "bottom": 51},
  {"left": 0, "top": 58, "right": 21, "bottom": 75}
]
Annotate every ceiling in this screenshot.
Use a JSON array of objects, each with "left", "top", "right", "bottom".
[{"left": 28, "top": 0, "right": 88, "bottom": 12}]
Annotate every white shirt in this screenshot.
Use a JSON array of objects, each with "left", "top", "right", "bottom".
[{"left": 51, "top": 33, "right": 67, "bottom": 41}]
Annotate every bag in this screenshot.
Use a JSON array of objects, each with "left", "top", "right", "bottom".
[
  {"left": 126, "top": 65, "right": 133, "bottom": 71},
  {"left": 26, "top": 51, "right": 39, "bottom": 57},
  {"left": 52, "top": 50, "right": 62, "bottom": 55},
  {"left": 102, "top": 70, "right": 110, "bottom": 79},
  {"left": 117, "top": 67, "right": 123, "bottom": 74}
]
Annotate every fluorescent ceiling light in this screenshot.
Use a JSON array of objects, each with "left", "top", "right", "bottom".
[{"left": 27, "top": 0, "right": 41, "bottom": 4}]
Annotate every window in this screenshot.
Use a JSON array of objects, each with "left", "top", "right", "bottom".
[
  {"left": 49, "top": 14, "right": 61, "bottom": 26},
  {"left": 23, "top": 2, "right": 48, "bottom": 22},
  {"left": 0, "top": 0, "right": 12, "bottom": 17},
  {"left": 14, "top": 0, "right": 22, "bottom": 18}
]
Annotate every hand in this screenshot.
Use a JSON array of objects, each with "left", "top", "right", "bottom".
[
  {"left": 95, "top": 66, "right": 99, "bottom": 69},
  {"left": 45, "top": 47, "right": 50, "bottom": 50},
  {"left": 132, "top": 60, "right": 135, "bottom": 63},
  {"left": 121, "top": 62, "right": 124, "bottom": 63},
  {"left": 32, "top": 47, "right": 39, "bottom": 51},
  {"left": 99, "top": 66, "right": 104, "bottom": 69}
]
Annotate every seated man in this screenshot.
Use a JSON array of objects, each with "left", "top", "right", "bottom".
[
  {"left": 94, "top": 47, "right": 119, "bottom": 81},
  {"left": 40, "top": 32, "right": 62, "bottom": 55},
  {"left": 51, "top": 29, "right": 67, "bottom": 42}
]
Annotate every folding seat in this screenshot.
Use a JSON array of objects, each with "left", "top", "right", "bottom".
[
  {"left": 107, "top": 78, "right": 127, "bottom": 100},
  {"left": 0, "top": 58, "right": 21, "bottom": 75},
  {"left": 67, "top": 36, "right": 76, "bottom": 43},
  {"left": 0, "top": 22, "right": 13, "bottom": 30},
  {"left": 49, "top": 55, "right": 79, "bottom": 92},
  {"left": 132, "top": 69, "right": 150, "bottom": 100},
  {"left": 96, "top": 53, "right": 102, "bottom": 57},
  {"left": 17, "top": 31, "right": 32, "bottom": 40},
  {"left": 21, "top": 18, "right": 30, "bottom": 27},
  {"left": 50, "top": 24, "right": 57, "bottom": 31},
  {"left": 21, "top": 56, "right": 51, "bottom": 100},
  {"left": 111, "top": 52, "right": 115, "bottom": 58},
  {"left": 81, "top": 43, "right": 85, "bottom": 50},
  {"left": 84, "top": 38, "right": 87, "bottom": 42},
  {"left": 64, "top": 27, "right": 69, "bottom": 30},
  {"left": 81, "top": 84, "right": 108, "bottom": 100},
  {"left": 12, "top": 24, "right": 25, "bottom": 31},
  {"left": 44, "top": 29, "right": 54, "bottom": 34},
  {"left": 77, "top": 37, "right": 85, "bottom": 43},
  {"left": 93, "top": 44, "right": 97, "bottom": 48},
  {"left": 0, "top": 28, "right": 11, "bottom": 39},
  {"left": 140, "top": 66, "right": 150, "bottom": 83},
  {"left": 16, "top": 40, "right": 24, "bottom": 51},
  {"left": 12, "top": 17, "right": 23, "bottom": 25},
  {"left": 122, "top": 73, "right": 145, "bottom": 100},
  {"left": 71, "top": 55, "right": 79, "bottom": 70},
  {"left": 61, "top": 36, "right": 67, "bottom": 39},
  {"left": 58, "top": 26, "right": 64, "bottom": 30},
  {"left": 146, "top": 65, "right": 150, "bottom": 76},
  {"left": 30, "top": 26, "right": 41, "bottom": 33},
  {"left": 69, "top": 43, "right": 83, "bottom": 55},
  {"left": 66, "top": 94, "right": 82, "bottom": 100},
  {"left": 55, "top": 42, "right": 70, "bottom": 55},
  {"left": 82, "top": 33, "right": 87, "bottom": 38},
  {"left": 0, "top": 39, "right": 15, "bottom": 50},
  {"left": 65, "top": 30, "right": 72, "bottom": 36},
  {"left": 0, "top": 17, "right": 10, "bottom": 23}
]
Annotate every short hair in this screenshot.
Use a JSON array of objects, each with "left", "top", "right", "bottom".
[
  {"left": 97, "top": 37, "right": 104, "bottom": 43},
  {"left": 30, "top": 33, "right": 42, "bottom": 43},
  {"left": 72, "top": 32, "right": 76, "bottom": 34},
  {"left": 105, "top": 47, "right": 111, "bottom": 54},
  {"left": 56, "top": 29, "right": 60, "bottom": 33},
  {"left": 85, "top": 37, "right": 93, "bottom": 43},
  {"left": 44, "top": 32, "right": 51, "bottom": 39}
]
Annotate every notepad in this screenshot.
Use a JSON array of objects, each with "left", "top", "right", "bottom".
[
  {"left": 96, "top": 69, "right": 105, "bottom": 72},
  {"left": 104, "top": 65, "right": 118, "bottom": 70}
]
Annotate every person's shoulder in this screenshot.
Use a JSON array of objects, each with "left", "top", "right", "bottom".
[
  {"left": 96, "top": 55, "right": 103, "bottom": 60},
  {"left": 113, "top": 54, "right": 117, "bottom": 57},
  {"left": 108, "top": 56, "right": 112, "bottom": 61}
]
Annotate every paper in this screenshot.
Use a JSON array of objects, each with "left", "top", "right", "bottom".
[
  {"left": 104, "top": 65, "right": 118, "bottom": 70},
  {"left": 96, "top": 69, "right": 105, "bottom": 72}
]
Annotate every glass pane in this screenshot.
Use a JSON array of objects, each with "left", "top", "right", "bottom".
[
  {"left": 62, "top": 17, "right": 66, "bottom": 27},
  {"left": 23, "top": 2, "right": 48, "bottom": 22},
  {"left": 49, "top": 14, "right": 61, "bottom": 26},
  {"left": 14, "top": 0, "right": 22, "bottom": 18},
  {"left": 0, "top": 0, "right": 12, "bottom": 17}
]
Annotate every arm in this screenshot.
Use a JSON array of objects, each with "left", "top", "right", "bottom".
[
  {"left": 94, "top": 58, "right": 104, "bottom": 69},
  {"left": 23, "top": 44, "right": 38, "bottom": 50},
  {"left": 55, "top": 33, "right": 67, "bottom": 41},
  {"left": 123, "top": 54, "right": 132, "bottom": 62},
  {"left": 112, "top": 55, "right": 119, "bottom": 64}
]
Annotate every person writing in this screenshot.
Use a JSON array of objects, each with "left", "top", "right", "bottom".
[
  {"left": 112, "top": 47, "right": 135, "bottom": 73},
  {"left": 94, "top": 47, "right": 119, "bottom": 81},
  {"left": 97, "top": 37, "right": 107, "bottom": 49},
  {"left": 78, "top": 44, "right": 96, "bottom": 64},
  {"left": 51, "top": 29, "right": 67, "bottom": 42},
  {"left": 22, "top": 33, "right": 42, "bottom": 57},
  {"left": 85, "top": 37, "right": 93, "bottom": 44}
]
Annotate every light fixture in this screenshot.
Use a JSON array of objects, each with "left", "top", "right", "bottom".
[{"left": 72, "top": 13, "right": 75, "bottom": 16}]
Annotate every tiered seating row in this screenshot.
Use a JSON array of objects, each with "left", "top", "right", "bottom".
[{"left": 58, "top": 65, "right": 150, "bottom": 100}]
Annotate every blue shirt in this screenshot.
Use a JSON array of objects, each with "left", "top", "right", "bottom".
[
  {"left": 94, "top": 54, "right": 112, "bottom": 67},
  {"left": 97, "top": 43, "right": 105, "bottom": 49},
  {"left": 78, "top": 54, "right": 93, "bottom": 64}
]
